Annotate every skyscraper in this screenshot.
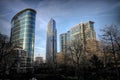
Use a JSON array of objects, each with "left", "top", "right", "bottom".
[
  {"left": 10, "top": 8, "right": 36, "bottom": 70},
  {"left": 46, "top": 18, "right": 57, "bottom": 63},
  {"left": 60, "top": 21, "right": 96, "bottom": 55},
  {"left": 60, "top": 33, "right": 67, "bottom": 52},
  {"left": 69, "top": 21, "right": 96, "bottom": 42}
]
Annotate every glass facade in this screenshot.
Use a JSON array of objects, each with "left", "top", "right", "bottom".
[
  {"left": 69, "top": 21, "right": 96, "bottom": 41},
  {"left": 60, "top": 21, "right": 96, "bottom": 55},
  {"left": 60, "top": 33, "right": 67, "bottom": 52},
  {"left": 84, "top": 21, "right": 96, "bottom": 40},
  {"left": 46, "top": 18, "right": 57, "bottom": 63},
  {"left": 10, "top": 9, "right": 36, "bottom": 68}
]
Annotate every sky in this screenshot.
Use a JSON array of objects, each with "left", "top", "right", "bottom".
[{"left": 0, "top": 0, "right": 120, "bottom": 60}]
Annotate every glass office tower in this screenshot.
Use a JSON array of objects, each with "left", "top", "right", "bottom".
[
  {"left": 10, "top": 8, "right": 36, "bottom": 69},
  {"left": 60, "top": 33, "right": 67, "bottom": 52},
  {"left": 46, "top": 18, "right": 57, "bottom": 64}
]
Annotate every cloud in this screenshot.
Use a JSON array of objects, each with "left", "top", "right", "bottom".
[
  {"left": 0, "top": 19, "right": 11, "bottom": 36},
  {"left": 0, "top": 0, "right": 119, "bottom": 60},
  {"left": 34, "top": 45, "right": 46, "bottom": 59},
  {"left": 35, "top": 47, "right": 45, "bottom": 50}
]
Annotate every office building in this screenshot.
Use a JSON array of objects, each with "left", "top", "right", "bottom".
[
  {"left": 10, "top": 8, "right": 36, "bottom": 70},
  {"left": 70, "top": 21, "right": 96, "bottom": 42},
  {"left": 60, "top": 21, "right": 96, "bottom": 54},
  {"left": 60, "top": 33, "right": 67, "bottom": 52},
  {"left": 9, "top": 48, "right": 27, "bottom": 73},
  {"left": 46, "top": 18, "right": 57, "bottom": 63},
  {"left": 35, "top": 57, "right": 43, "bottom": 66},
  {"left": 84, "top": 21, "right": 96, "bottom": 40}
]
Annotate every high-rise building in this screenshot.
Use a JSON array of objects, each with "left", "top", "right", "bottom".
[
  {"left": 70, "top": 23, "right": 84, "bottom": 41},
  {"left": 60, "top": 33, "right": 67, "bottom": 52},
  {"left": 84, "top": 21, "right": 96, "bottom": 40},
  {"left": 60, "top": 21, "right": 96, "bottom": 54},
  {"left": 46, "top": 18, "right": 57, "bottom": 63},
  {"left": 10, "top": 8, "right": 36, "bottom": 70},
  {"left": 69, "top": 21, "right": 96, "bottom": 56},
  {"left": 69, "top": 21, "right": 96, "bottom": 43}
]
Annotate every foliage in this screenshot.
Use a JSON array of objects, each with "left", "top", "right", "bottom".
[
  {"left": 89, "top": 54, "right": 103, "bottom": 68},
  {"left": 0, "top": 33, "right": 18, "bottom": 78}
]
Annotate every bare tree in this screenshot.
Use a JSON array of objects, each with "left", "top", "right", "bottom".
[
  {"left": 68, "top": 38, "right": 86, "bottom": 80},
  {"left": 0, "top": 33, "right": 18, "bottom": 78},
  {"left": 100, "top": 25, "right": 120, "bottom": 79},
  {"left": 100, "top": 25, "right": 120, "bottom": 67}
]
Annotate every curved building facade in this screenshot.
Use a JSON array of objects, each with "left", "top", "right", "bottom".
[{"left": 10, "top": 8, "right": 36, "bottom": 69}]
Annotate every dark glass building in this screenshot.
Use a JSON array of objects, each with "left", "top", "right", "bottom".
[{"left": 10, "top": 8, "right": 36, "bottom": 69}]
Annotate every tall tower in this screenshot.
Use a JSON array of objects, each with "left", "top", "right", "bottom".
[
  {"left": 10, "top": 8, "right": 36, "bottom": 70},
  {"left": 46, "top": 18, "right": 57, "bottom": 63}
]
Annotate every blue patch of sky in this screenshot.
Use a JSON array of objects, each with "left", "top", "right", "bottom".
[{"left": 0, "top": 0, "right": 120, "bottom": 59}]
